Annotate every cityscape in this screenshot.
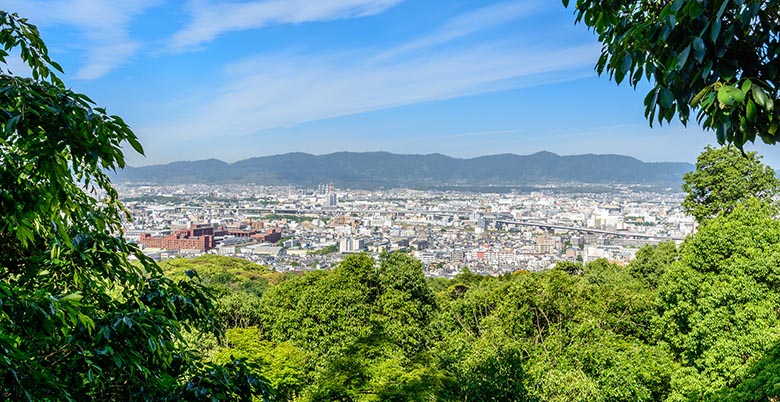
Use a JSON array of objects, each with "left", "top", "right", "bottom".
[{"left": 121, "top": 182, "right": 696, "bottom": 277}]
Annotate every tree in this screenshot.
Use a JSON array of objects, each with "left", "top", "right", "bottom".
[
  {"left": 0, "top": 11, "right": 270, "bottom": 401},
  {"left": 681, "top": 145, "right": 779, "bottom": 222},
  {"left": 255, "top": 253, "right": 442, "bottom": 401},
  {"left": 554, "top": 260, "right": 584, "bottom": 275},
  {"left": 629, "top": 241, "right": 678, "bottom": 288},
  {"left": 654, "top": 200, "right": 780, "bottom": 400},
  {"left": 563, "top": 0, "right": 780, "bottom": 148}
]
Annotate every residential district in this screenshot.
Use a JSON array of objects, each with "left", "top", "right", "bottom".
[{"left": 119, "top": 183, "right": 696, "bottom": 277}]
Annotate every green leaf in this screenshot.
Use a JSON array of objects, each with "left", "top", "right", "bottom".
[
  {"left": 741, "top": 79, "right": 752, "bottom": 93},
  {"left": 746, "top": 99, "right": 756, "bottom": 122},
  {"left": 660, "top": 24, "right": 672, "bottom": 42},
  {"left": 4, "top": 114, "right": 20, "bottom": 134},
  {"left": 710, "top": 19, "right": 721, "bottom": 42},
  {"left": 620, "top": 53, "right": 632, "bottom": 74},
  {"left": 60, "top": 292, "right": 84, "bottom": 304},
  {"left": 16, "top": 225, "right": 32, "bottom": 247},
  {"left": 687, "top": 0, "right": 705, "bottom": 18},
  {"left": 666, "top": 14, "right": 676, "bottom": 27},
  {"left": 49, "top": 60, "right": 63, "bottom": 73},
  {"left": 717, "top": 85, "right": 744, "bottom": 107},
  {"left": 752, "top": 86, "right": 769, "bottom": 108},
  {"left": 691, "top": 86, "right": 709, "bottom": 106},
  {"left": 716, "top": 124, "right": 726, "bottom": 144},
  {"left": 127, "top": 136, "right": 145, "bottom": 155},
  {"left": 699, "top": 61, "right": 712, "bottom": 80},
  {"left": 701, "top": 92, "right": 717, "bottom": 109},
  {"left": 715, "top": 0, "right": 729, "bottom": 19},
  {"left": 692, "top": 37, "right": 706, "bottom": 62},
  {"left": 659, "top": 88, "right": 674, "bottom": 109},
  {"left": 676, "top": 45, "right": 691, "bottom": 70},
  {"left": 644, "top": 87, "right": 658, "bottom": 108}
]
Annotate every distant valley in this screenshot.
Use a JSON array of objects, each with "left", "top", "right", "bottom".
[{"left": 112, "top": 151, "right": 693, "bottom": 188}]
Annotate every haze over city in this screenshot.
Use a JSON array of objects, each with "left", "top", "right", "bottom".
[{"left": 8, "top": 0, "right": 778, "bottom": 168}]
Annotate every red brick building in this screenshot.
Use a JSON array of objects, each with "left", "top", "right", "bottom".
[
  {"left": 140, "top": 226, "right": 216, "bottom": 251},
  {"left": 251, "top": 227, "right": 283, "bottom": 244},
  {"left": 139, "top": 224, "right": 283, "bottom": 251}
]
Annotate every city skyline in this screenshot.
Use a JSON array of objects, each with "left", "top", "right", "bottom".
[{"left": 8, "top": 0, "right": 778, "bottom": 168}]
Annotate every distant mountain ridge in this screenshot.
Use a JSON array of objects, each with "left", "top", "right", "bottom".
[{"left": 111, "top": 151, "right": 694, "bottom": 187}]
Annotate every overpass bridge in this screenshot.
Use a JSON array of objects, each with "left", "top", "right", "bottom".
[
  {"left": 170, "top": 205, "right": 474, "bottom": 217},
  {"left": 493, "top": 219, "right": 683, "bottom": 241},
  {"left": 155, "top": 205, "right": 684, "bottom": 241}
]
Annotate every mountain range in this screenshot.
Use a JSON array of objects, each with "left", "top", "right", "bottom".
[{"left": 111, "top": 151, "right": 694, "bottom": 188}]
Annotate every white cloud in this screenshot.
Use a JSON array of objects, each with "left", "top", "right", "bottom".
[
  {"left": 169, "top": 0, "right": 405, "bottom": 52},
  {"left": 128, "top": 2, "right": 600, "bottom": 164},
  {"left": 141, "top": 39, "right": 598, "bottom": 145},
  {"left": 374, "top": 1, "right": 540, "bottom": 61},
  {"left": 2, "top": 52, "right": 33, "bottom": 77},
  {"left": 6, "top": 0, "right": 158, "bottom": 79}
]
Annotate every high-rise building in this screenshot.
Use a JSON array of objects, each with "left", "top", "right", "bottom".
[
  {"left": 339, "top": 237, "right": 365, "bottom": 253},
  {"left": 327, "top": 182, "right": 338, "bottom": 206}
]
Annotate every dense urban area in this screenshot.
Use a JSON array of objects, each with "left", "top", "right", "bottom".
[{"left": 121, "top": 183, "right": 695, "bottom": 276}]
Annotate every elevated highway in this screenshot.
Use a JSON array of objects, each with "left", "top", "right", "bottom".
[{"left": 493, "top": 219, "right": 683, "bottom": 241}]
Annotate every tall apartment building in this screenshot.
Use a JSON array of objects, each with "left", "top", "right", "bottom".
[
  {"left": 327, "top": 182, "right": 338, "bottom": 206},
  {"left": 339, "top": 237, "right": 365, "bottom": 253}
]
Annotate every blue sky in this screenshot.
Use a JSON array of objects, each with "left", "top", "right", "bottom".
[{"left": 7, "top": 0, "right": 778, "bottom": 168}]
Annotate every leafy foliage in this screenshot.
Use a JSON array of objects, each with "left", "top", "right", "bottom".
[
  {"left": 655, "top": 200, "right": 780, "bottom": 400},
  {"left": 0, "top": 11, "right": 270, "bottom": 401},
  {"left": 161, "top": 255, "right": 282, "bottom": 328},
  {"left": 248, "top": 253, "right": 442, "bottom": 401},
  {"left": 212, "top": 327, "right": 307, "bottom": 402},
  {"left": 629, "top": 241, "right": 678, "bottom": 288},
  {"left": 564, "top": 0, "right": 780, "bottom": 147},
  {"left": 433, "top": 261, "right": 673, "bottom": 402},
  {"left": 713, "top": 342, "right": 780, "bottom": 402},
  {"left": 681, "top": 145, "right": 779, "bottom": 222}
]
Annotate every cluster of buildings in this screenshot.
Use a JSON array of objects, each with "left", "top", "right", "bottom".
[{"left": 118, "top": 183, "right": 696, "bottom": 277}]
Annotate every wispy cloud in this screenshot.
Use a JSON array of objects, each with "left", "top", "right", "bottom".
[
  {"left": 143, "top": 38, "right": 598, "bottom": 150},
  {"left": 7, "top": 0, "right": 158, "bottom": 80},
  {"left": 129, "top": 2, "right": 600, "bottom": 164},
  {"left": 374, "top": 1, "right": 540, "bottom": 61},
  {"left": 2, "top": 51, "right": 33, "bottom": 77},
  {"left": 169, "top": 0, "right": 404, "bottom": 52}
]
